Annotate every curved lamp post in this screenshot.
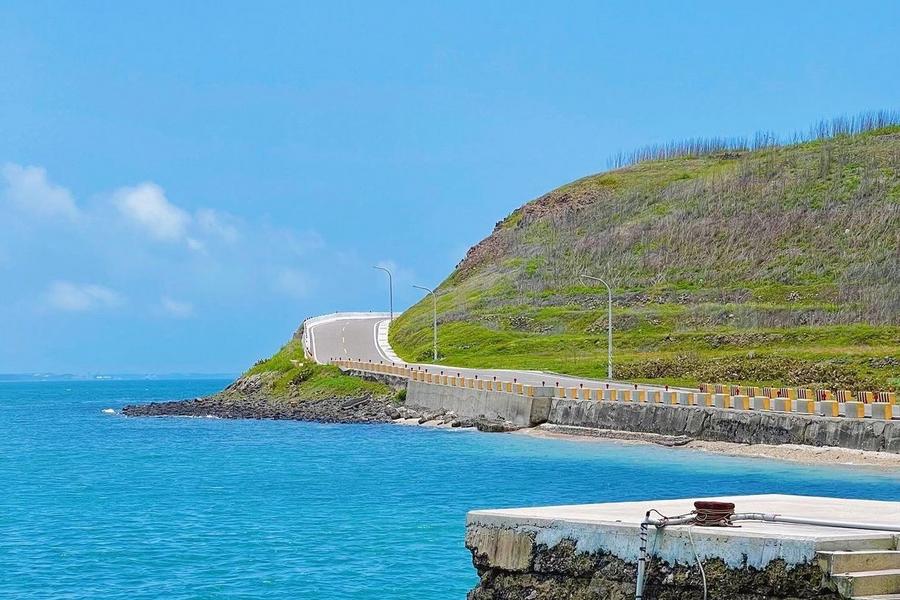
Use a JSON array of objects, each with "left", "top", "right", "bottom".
[
  {"left": 412, "top": 284, "right": 438, "bottom": 361},
  {"left": 580, "top": 273, "right": 613, "bottom": 380},
  {"left": 373, "top": 265, "right": 394, "bottom": 321}
]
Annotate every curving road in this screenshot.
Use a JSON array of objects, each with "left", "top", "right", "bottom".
[
  {"left": 306, "top": 313, "right": 677, "bottom": 392},
  {"left": 308, "top": 315, "right": 391, "bottom": 364}
]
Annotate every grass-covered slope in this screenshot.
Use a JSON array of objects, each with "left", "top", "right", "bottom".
[
  {"left": 245, "top": 338, "right": 390, "bottom": 400},
  {"left": 391, "top": 125, "right": 900, "bottom": 390}
]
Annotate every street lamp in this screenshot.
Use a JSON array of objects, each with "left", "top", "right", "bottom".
[
  {"left": 580, "top": 273, "right": 613, "bottom": 380},
  {"left": 373, "top": 265, "right": 394, "bottom": 321},
  {"left": 412, "top": 284, "right": 438, "bottom": 361}
]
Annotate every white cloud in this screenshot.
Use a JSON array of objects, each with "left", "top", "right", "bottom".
[
  {"left": 113, "top": 182, "right": 190, "bottom": 242},
  {"left": 160, "top": 296, "right": 194, "bottom": 318},
  {"left": 196, "top": 209, "right": 240, "bottom": 243},
  {"left": 375, "top": 259, "right": 415, "bottom": 284},
  {"left": 274, "top": 268, "right": 312, "bottom": 299},
  {"left": 44, "top": 281, "right": 123, "bottom": 312},
  {"left": 186, "top": 237, "right": 205, "bottom": 252},
  {"left": 2, "top": 163, "right": 79, "bottom": 220},
  {"left": 273, "top": 228, "right": 324, "bottom": 256},
  {"left": 5, "top": 165, "right": 336, "bottom": 325}
]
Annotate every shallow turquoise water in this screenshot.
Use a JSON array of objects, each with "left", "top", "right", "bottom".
[{"left": 1, "top": 380, "right": 898, "bottom": 599}]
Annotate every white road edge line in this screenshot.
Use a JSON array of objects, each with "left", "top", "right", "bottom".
[
  {"left": 303, "top": 312, "right": 391, "bottom": 364},
  {"left": 374, "top": 319, "right": 404, "bottom": 364},
  {"left": 372, "top": 320, "right": 396, "bottom": 363}
]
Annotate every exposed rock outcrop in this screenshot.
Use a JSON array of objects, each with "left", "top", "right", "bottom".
[
  {"left": 467, "top": 532, "right": 840, "bottom": 600},
  {"left": 122, "top": 373, "right": 399, "bottom": 423}
]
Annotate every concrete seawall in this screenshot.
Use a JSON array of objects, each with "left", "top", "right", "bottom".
[
  {"left": 406, "top": 380, "right": 551, "bottom": 427},
  {"left": 550, "top": 398, "right": 900, "bottom": 453},
  {"left": 344, "top": 369, "right": 407, "bottom": 391},
  {"left": 339, "top": 365, "right": 899, "bottom": 453}
]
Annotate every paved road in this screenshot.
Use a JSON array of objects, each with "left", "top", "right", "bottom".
[
  {"left": 307, "top": 314, "right": 679, "bottom": 392},
  {"left": 309, "top": 316, "right": 388, "bottom": 364}
]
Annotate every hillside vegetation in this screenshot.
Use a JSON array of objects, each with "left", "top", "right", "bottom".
[
  {"left": 390, "top": 120, "right": 900, "bottom": 390},
  {"left": 245, "top": 338, "right": 390, "bottom": 400}
]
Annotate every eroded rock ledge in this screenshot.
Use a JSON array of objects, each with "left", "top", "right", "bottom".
[
  {"left": 122, "top": 373, "right": 396, "bottom": 423},
  {"left": 466, "top": 527, "right": 838, "bottom": 600}
]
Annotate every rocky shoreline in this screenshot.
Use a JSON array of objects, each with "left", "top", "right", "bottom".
[
  {"left": 123, "top": 396, "right": 523, "bottom": 432},
  {"left": 122, "top": 373, "right": 397, "bottom": 423},
  {"left": 121, "top": 394, "right": 900, "bottom": 468},
  {"left": 121, "top": 394, "right": 398, "bottom": 423},
  {"left": 121, "top": 374, "right": 521, "bottom": 432},
  {"left": 122, "top": 396, "right": 525, "bottom": 431},
  {"left": 121, "top": 374, "right": 900, "bottom": 468}
]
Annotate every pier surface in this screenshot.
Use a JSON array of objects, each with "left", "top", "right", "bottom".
[{"left": 467, "top": 494, "right": 900, "bottom": 569}]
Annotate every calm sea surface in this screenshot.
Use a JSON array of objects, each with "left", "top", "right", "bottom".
[{"left": 1, "top": 379, "right": 898, "bottom": 599}]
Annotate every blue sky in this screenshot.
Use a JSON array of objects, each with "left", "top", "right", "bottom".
[{"left": 2, "top": 2, "right": 898, "bottom": 374}]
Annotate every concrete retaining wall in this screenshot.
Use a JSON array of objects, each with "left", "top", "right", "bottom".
[
  {"left": 344, "top": 369, "right": 407, "bottom": 391},
  {"left": 407, "top": 380, "right": 551, "bottom": 427},
  {"left": 549, "top": 399, "right": 900, "bottom": 453}
]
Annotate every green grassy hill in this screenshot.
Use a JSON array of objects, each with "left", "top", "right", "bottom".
[
  {"left": 390, "top": 120, "right": 900, "bottom": 390},
  {"left": 245, "top": 339, "right": 390, "bottom": 400}
]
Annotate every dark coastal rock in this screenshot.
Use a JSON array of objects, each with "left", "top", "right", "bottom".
[
  {"left": 467, "top": 533, "right": 839, "bottom": 600},
  {"left": 122, "top": 375, "right": 400, "bottom": 424},
  {"left": 473, "top": 417, "right": 521, "bottom": 433}
]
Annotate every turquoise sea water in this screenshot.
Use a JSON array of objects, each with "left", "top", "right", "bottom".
[{"left": 1, "top": 380, "right": 898, "bottom": 599}]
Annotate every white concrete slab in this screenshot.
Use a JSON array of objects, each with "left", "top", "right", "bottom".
[{"left": 467, "top": 494, "right": 900, "bottom": 568}]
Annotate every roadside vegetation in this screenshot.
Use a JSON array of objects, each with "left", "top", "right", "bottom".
[
  {"left": 391, "top": 112, "right": 900, "bottom": 390},
  {"left": 246, "top": 339, "right": 390, "bottom": 400}
]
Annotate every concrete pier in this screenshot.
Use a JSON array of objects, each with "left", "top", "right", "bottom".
[{"left": 466, "top": 494, "right": 900, "bottom": 599}]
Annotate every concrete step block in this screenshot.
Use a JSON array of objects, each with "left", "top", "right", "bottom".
[
  {"left": 846, "top": 401, "right": 866, "bottom": 418},
  {"left": 695, "top": 392, "right": 712, "bottom": 406},
  {"left": 531, "top": 386, "right": 556, "bottom": 398},
  {"left": 752, "top": 396, "right": 770, "bottom": 410},
  {"left": 818, "top": 400, "right": 840, "bottom": 417},
  {"left": 731, "top": 395, "right": 750, "bottom": 410},
  {"left": 794, "top": 398, "right": 816, "bottom": 414},
  {"left": 872, "top": 404, "right": 895, "bottom": 420},
  {"left": 833, "top": 568, "right": 900, "bottom": 597},
  {"left": 772, "top": 397, "right": 792, "bottom": 412},
  {"left": 676, "top": 392, "right": 694, "bottom": 406},
  {"left": 820, "top": 551, "right": 900, "bottom": 575}
]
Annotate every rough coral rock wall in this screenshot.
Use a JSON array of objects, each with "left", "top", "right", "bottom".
[
  {"left": 466, "top": 527, "right": 838, "bottom": 600},
  {"left": 549, "top": 400, "right": 900, "bottom": 453}
]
